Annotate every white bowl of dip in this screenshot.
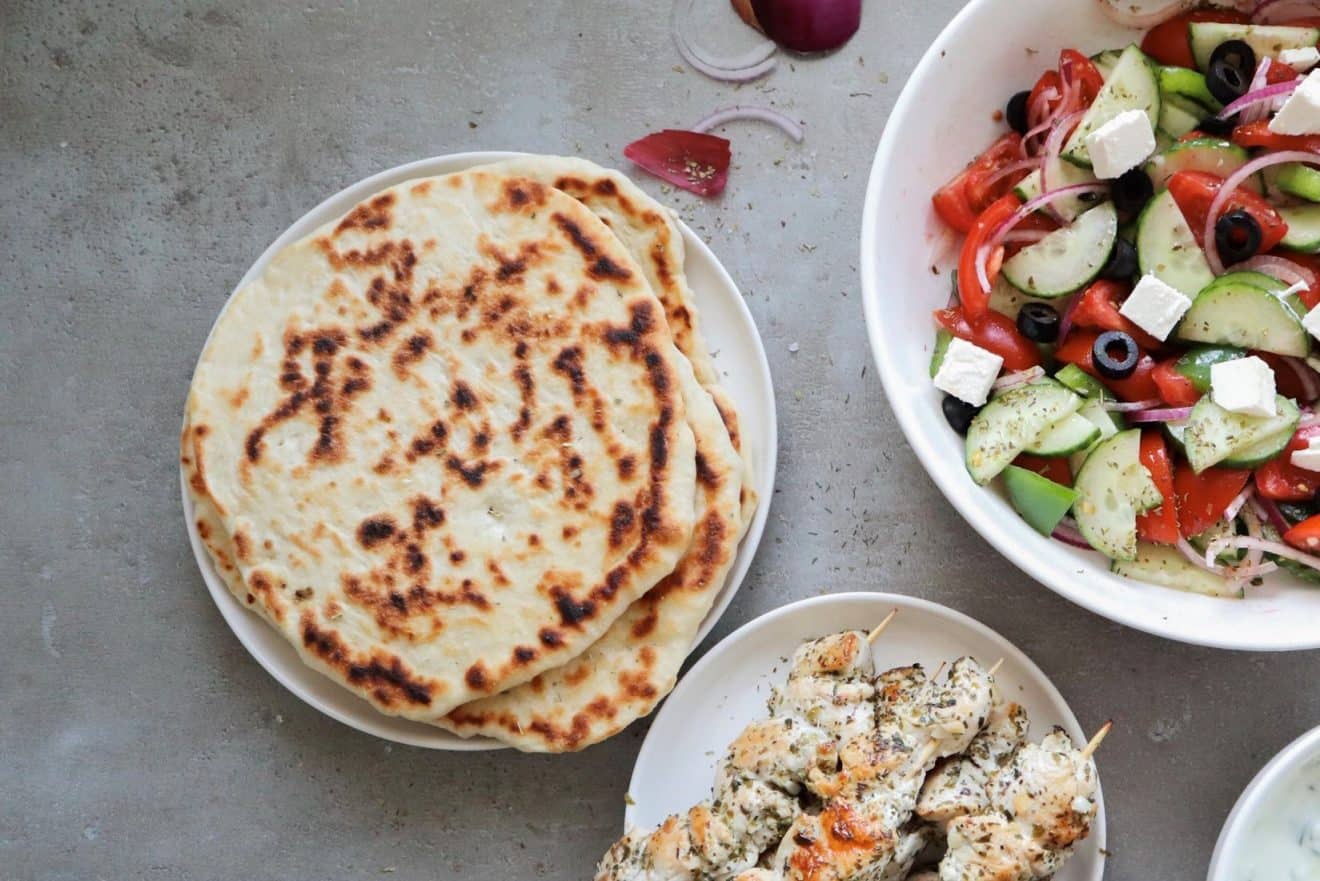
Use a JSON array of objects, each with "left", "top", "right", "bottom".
[{"left": 1209, "top": 725, "right": 1320, "bottom": 881}]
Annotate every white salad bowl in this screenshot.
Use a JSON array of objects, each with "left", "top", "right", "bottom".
[
  {"left": 861, "top": 0, "right": 1320, "bottom": 650},
  {"left": 1208, "top": 724, "right": 1320, "bottom": 880}
]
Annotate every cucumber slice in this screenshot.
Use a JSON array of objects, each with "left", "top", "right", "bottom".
[
  {"left": 1055, "top": 363, "right": 1108, "bottom": 399},
  {"left": 1158, "top": 65, "right": 1222, "bottom": 112},
  {"left": 1001, "top": 202, "right": 1118, "bottom": 298},
  {"left": 1143, "top": 138, "right": 1257, "bottom": 193},
  {"left": 1275, "top": 163, "right": 1320, "bottom": 203},
  {"left": 1136, "top": 189, "right": 1216, "bottom": 298},
  {"left": 1024, "top": 412, "right": 1103, "bottom": 456},
  {"left": 1003, "top": 466, "right": 1080, "bottom": 536},
  {"left": 1173, "top": 344, "right": 1248, "bottom": 392},
  {"left": 1175, "top": 279, "right": 1310, "bottom": 357},
  {"left": 1202, "top": 270, "right": 1284, "bottom": 293},
  {"left": 1073, "top": 429, "right": 1162, "bottom": 561},
  {"left": 1164, "top": 419, "right": 1188, "bottom": 455},
  {"left": 1224, "top": 422, "right": 1298, "bottom": 468},
  {"left": 1063, "top": 45, "right": 1161, "bottom": 168},
  {"left": 1092, "top": 49, "right": 1123, "bottom": 79},
  {"left": 1158, "top": 94, "right": 1205, "bottom": 139},
  {"left": 1013, "top": 169, "right": 1040, "bottom": 203},
  {"left": 1013, "top": 161, "right": 1102, "bottom": 222},
  {"left": 1189, "top": 22, "right": 1320, "bottom": 73},
  {"left": 965, "top": 380, "right": 1085, "bottom": 485},
  {"left": 987, "top": 275, "right": 1052, "bottom": 319},
  {"left": 1183, "top": 394, "right": 1301, "bottom": 472},
  {"left": 1279, "top": 204, "right": 1320, "bottom": 254},
  {"left": 930, "top": 328, "right": 953, "bottom": 378},
  {"left": 1112, "top": 542, "right": 1238, "bottom": 596}
]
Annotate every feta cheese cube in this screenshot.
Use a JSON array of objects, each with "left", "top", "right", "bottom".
[
  {"left": 1291, "top": 443, "right": 1320, "bottom": 472},
  {"left": 934, "top": 337, "right": 1003, "bottom": 407},
  {"left": 1084, "top": 109, "right": 1156, "bottom": 180},
  {"left": 1119, "top": 274, "right": 1193, "bottom": 341},
  {"left": 1304, "top": 304, "right": 1320, "bottom": 343},
  {"left": 1271, "top": 70, "right": 1320, "bottom": 136},
  {"left": 1211, "top": 356, "right": 1277, "bottom": 418},
  {"left": 1280, "top": 47, "right": 1320, "bottom": 74}
]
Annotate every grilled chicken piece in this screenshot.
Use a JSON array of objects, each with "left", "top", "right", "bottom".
[
  {"left": 876, "top": 826, "right": 932, "bottom": 881},
  {"left": 939, "top": 728, "right": 1099, "bottom": 881},
  {"left": 915, "top": 702, "right": 1028, "bottom": 830},
  {"left": 771, "top": 658, "right": 996, "bottom": 881},
  {"left": 595, "top": 632, "right": 877, "bottom": 881}
]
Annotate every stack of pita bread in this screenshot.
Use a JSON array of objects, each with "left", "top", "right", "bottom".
[{"left": 181, "top": 156, "right": 756, "bottom": 752}]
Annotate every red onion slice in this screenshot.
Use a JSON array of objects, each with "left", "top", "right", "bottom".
[
  {"left": 1281, "top": 355, "right": 1320, "bottom": 402},
  {"left": 1205, "top": 151, "right": 1320, "bottom": 274},
  {"left": 981, "top": 158, "right": 1044, "bottom": 191},
  {"left": 750, "top": 0, "right": 862, "bottom": 53},
  {"left": 1178, "top": 535, "right": 1225, "bottom": 573},
  {"left": 1224, "top": 484, "right": 1256, "bottom": 523},
  {"left": 675, "top": 0, "right": 779, "bottom": 69},
  {"left": 692, "top": 104, "right": 804, "bottom": 142},
  {"left": 992, "top": 366, "right": 1045, "bottom": 391},
  {"left": 1096, "top": 0, "right": 1198, "bottom": 28},
  {"left": 1052, "top": 518, "right": 1094, "bottom": 549},
  {"left": 1103, "top": 398, "right": 1164, "bottom": 412},
  {"left": 1126, "top": 406, "right": 1195, "bottom": 422},
  {"left": 1231, "top": 254, "right": 1318, "bottom": 291},
  {"left": 623, "top": 129, "right": 732, "bottom": 196},
  {"left": 671, "top": 0, "right": 778, "bottom": 81},
  {"left": 1056, "top": 289, "right": 1084, "bottom": 343},
  {"left": 1218, "top": 76, "right": 1299, "bottom": 121},
  {"left": 1250, "top": 494, "right": 1293, "bottom": 535},
  {"left": 971, "top": 182, "right": 1110, "bottom": 295},
  {"left": 1253, "top": 0, "right": 1320, "bottom": 24},
  {"left": 1206, "top": 534, "right": 1320, "bottom": 572}
]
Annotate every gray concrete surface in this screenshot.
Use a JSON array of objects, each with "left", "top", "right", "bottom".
[{"left": 3, "top": 1, "right": 1317, "bottom": 878}]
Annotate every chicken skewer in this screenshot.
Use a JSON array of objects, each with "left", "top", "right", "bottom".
[
  {"left": 595, "top": 630, "right": 885, "bottom": 881},
  {"left": 935, "top": 724, "right": 1104, "bottom": 881},
  {"left": 767, "top": 657, "right": 997, "bottom": 881}
]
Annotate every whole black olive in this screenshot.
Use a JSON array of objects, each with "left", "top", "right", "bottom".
[
  {"left": 1006, "top": 90, "right": 1031, "bottom": 135},
  {"left": 1215, "top": 209, "right": 1263, "bottom": 264},
  {"left": 1208, "top": 58, "right": 1252, "bottom": 105},
  {"left": 1017, "top": 302, "right": 1061, "bottom": 343},
  {"left": 1209, "top": 39, "right": 1257, "bottom": 78},
  {"left": 1092, "top": 330, "right": 1140, "bottom": 380},
  {"left": 942, "top": 395, "right": 981, "bottom": 435},
  {"left": 1100, "top": 238, "right": 1139, "bottom": 282},
  {"left": 1112, "top": 168, "right": 1155, "bottom": 217}
]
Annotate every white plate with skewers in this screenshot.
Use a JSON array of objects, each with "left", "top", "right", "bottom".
[{"left": 618, "top": 592, "right": 1107, "bottom": 881}]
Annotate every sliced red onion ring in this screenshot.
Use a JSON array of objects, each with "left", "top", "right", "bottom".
[
  {"left": 1001, "top": 229, "right": 1051, "bottom": 245},
  {"left": 972, "top": 182, "right": 1111, "bottom": 292},
  {"left": 1231, "top": 254, "right": 1318, "bottom": 291},
  {"left": 671, "top": 0, "right": 777, "bottom": 81},
  {"left": 750, "top": 0, "right": 862, "bottom": 53},
  {"left": 1040, "top": 109, "right": 1087, "bottom": 199},
  {"left": 1126, "top": 406, "right": 1195, "bottom": 423},
  {"left": 1206, "top": 534, "right": 1320, "bottom": 572},
  {"left": 1251, "top": 494, "right": 1292, "bottom": 535},
  {"left": 1056, "top": 289, "right": 1084, "bottom": 343},
  {"left": 1178, "top": 535, "right": 1225, "bottom": 573},
  {"left": 992, "top": 366, "right": 1045, "bottom": 391},
  {"left": 1052, "top": 518, "right": 1094, "bottom": 550},
  {"left": 1253, "top": 0, "right": 1320, "bottom": 24},
  {"left": 1218, "top": 76, "right": 1299, "bottom": 121},
  {"left": 1299, "top": 409, "right": 1320, "bottom": 429},
  {"left": 981, "top": 157, "right": 1043, "bottom": 190},
  {"left": 692, "top": 105, "right": 804, "bottom": 142},
  {"left": 1281, "top": 355, "right": 1320, "bottom": 403},
  {"left": 674, "top": 0, "right": 778, "bottom": 69},
  {"left": 1103, "top": 398, "right": 1164, "bottom": 412},
  {"left": 1224, "top": 484, "right": 1256, "bottom": 523},
  {"left": 1205, "top": 151, "right": 1320, "bottom": 275},
  {"left": 1096, "top": 0, "right": 1197, "bottom": 27}
]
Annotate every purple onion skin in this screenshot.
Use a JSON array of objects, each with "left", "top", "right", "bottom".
[{"left": 751, "top": 0, "right": 862, "bottom": 53}]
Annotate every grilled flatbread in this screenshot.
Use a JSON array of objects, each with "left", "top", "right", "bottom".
[
  {"left": 437, "top": 157, "right": 754, "bottom": 751},
  {"left": 183, "top": 169, "right": 698, "bottom": 719}
]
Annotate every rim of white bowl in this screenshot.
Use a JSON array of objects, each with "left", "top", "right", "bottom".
[{"left": 1207, "top": 724, "right": 1320, "bottom": 879}]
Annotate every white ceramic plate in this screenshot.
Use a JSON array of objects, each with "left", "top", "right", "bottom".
[
  {"left": 1208, "top": 724, "right": 1320, "bottom": 881},
  {"left": 180, "top": 151, "right": 777, "bottom": 750},
  {"left": 860, "top": 0, "right": 1320, "bottom": 650},
  {"left": 625, "top": 592, "right": 1106, "bottom": 880}
]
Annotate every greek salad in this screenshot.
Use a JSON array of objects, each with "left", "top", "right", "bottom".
[{"left": 930, "top": 3, "right": 1320, "bottom": 597}]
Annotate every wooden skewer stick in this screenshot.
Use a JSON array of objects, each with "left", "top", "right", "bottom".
[
  {"left": 987, "top": 658, "right": 1005, "bottom": 677},
  {"left": 867, "top": 609, "right": 899, "bottom": 644},
  {"left": 1080, "top": 721, "right": 1113, "bottom": 760}
]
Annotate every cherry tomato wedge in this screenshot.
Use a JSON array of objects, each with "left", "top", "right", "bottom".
[
  {"left": 1232, "top": 120, "right": 1320, "bottom": 154},
  {"left": 934, "top": 306, "right": 1042, "bottom": 371},
  {"left": 956, "top": 194, "right": 1021, "bottom": 321},
  {"left": 1136, "top": 431, "right": 1180, "bottom": 544},
  {"left": 1151, "top": 359, "right": 1201, "bottom": 407},
  {"left": 1058, "top": 49, "right": 1105, "bottom": 106},
  {"left": 932, "top": 134, "right": 1027, "bottom": 234},
  {"left": 1175, "top": 464, "right": 1251, "bottom": 539},
  {"left": 1255, "top": 424, "right": 1320, "bottom": 502},
  {"left": 1266, "top": 59, "right": 1301, "bottom": 85},
  {"left": 1055, "top": 329, "right": 1162, "bottom": 402},
  {"left": 1166, "top": 171, "right": 1289, "bottom": 252},
  {"left": 1068, "top": 280, "right": 1162, "bottom": 350},
  {"left": 1284, "top": 513, "right": 1320, "bottom": 552},
  {"left": 1013, "top": 453, "right": 1073, "bottom": 487},
  {"left": 1141, "top": 9, "right": 1248, "bottom": 69}
]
